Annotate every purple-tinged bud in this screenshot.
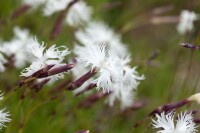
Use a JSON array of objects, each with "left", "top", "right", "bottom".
[
  {"left": 31, "top": 64, "right": 55, "bottom": 78},
  {"left": 75, "top": 83, "right": 96, "bottom": 96},
  {"left": 193, "top": 118, "right": 200, "bottom": 124},
  {"left": 19, "top": 64, "right": 54, "bottom": 87},
  {"left": 75, "top": 130, "right": 89, "bottom": 133},
  {"left": 50, "top": 0, "right": 80, "bottom": 40},
  {"left": 180, "top": 43, "right": 197, "bottom": 50},
  {"left": 67, "top": 69, "right": 97, "bottom": 91},
  {"left": 38, "top": 64, "right": 74, "bottom": 78},
  {"left": 50, "top": 11, "right": 65, "bottom": 40},
  {"left": 11, "top": 5, "right": 31, "bottom": 20},
  {"left": 148, "top": 99, "right": 190, "bottom": 116}
]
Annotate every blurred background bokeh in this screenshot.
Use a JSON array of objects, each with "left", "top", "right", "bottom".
[{"left": 1, "top": 0, "right": 200, "bottom": 132}]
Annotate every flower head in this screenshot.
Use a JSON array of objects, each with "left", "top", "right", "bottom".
[
  {"left": 74, "top": 43, "right": 123, "bottom": 92},
  {"left": 0, "top": 109, "right": 11, "bottom": 130},
  {"left": 177, "top": 10, "right": 198, "bottom": 34},
  {"left": 75, "top": 21, "right": 128, "bottom": 57},
  {"left": 74, "top": 42, "right": 144, "bottom": 96},
  {"left": 1, "top": 27, "right": 33, "bottom": 68},
  {"left": 74, "top": 21, "right": 144, "bottom": 109},
  {"left": 23, "top": 0, "right": 46, "bottom": 8},
  {"left": 43, "top": 0, "right": 69, "bottom": 16},
  {"left": 21, "top": 38, "right": 70, "bottom": 83},
  {"left": 0, "top": 50, "right": 6, "bottom": 72},
  {"left": 152, "top": 111, "right": 197, "bottom": 133},
  {"left": 74, "top": 43, "right": 107, "bottom": 69},
  {"left": 0, "top": 92, "right": 11, "bottom": 130},
  {"left": 107, "top": 58, "right": 145, "bottom": 109},
  {"left": 43, "top": 0, "right": 92, "bottom": 27},
  {"left": 65, "top": 1, "right": 92, "bottom": 27}
]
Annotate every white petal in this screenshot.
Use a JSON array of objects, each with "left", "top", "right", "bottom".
[{"left": 66, "top": 1, "right": 92, "bottom": 26}]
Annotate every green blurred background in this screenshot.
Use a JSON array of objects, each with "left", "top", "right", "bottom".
[{"left": 1, "top": 0, "right": 200, "bottom": 132}]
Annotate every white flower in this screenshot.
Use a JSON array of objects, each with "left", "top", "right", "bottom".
[
  {"left": 74, "top": 43, "right": 107, "bottom": 69},
  {"left": 65, "top": 1, "right": 92, "bottom": 27},
  {"left": 152, "top": 111, "right": 197, "bottom": 133},
  {"left": 0, "top": 92, "right": 11, "bottom": 130},
  {"left": 107, "top": 58, "right": 145, "bottom": 109},
  {"left": 23, "top": 0, "right": 46, "bottom": 8},
  {"left": 43, "top": 0, "right": 69, "bottom": 16},
  {"left": 1, "top": 27, "right": 32, "bottom": 68},
  {"left": 75, "top": 21, "right": 128, "bottom": 57},
  {"left": 74, "top": 43, "right": 122, "bottom": 92},
  {"left": 177, "top": 10, "right": 198, "bottom": 34},
  {"left": 0, "top": 108, "right": 11, "bottom": 130},
  {"left": 74, "top": 43, "right": 144, "bottom": 96},
  {"left": 43, "top": 0, "right": 92, "bottom": 26},
  {"left": 21, "top": 38, "right": 70, "bottom": 82},
  {"left": 0, "top": 50, "right": 6, "bottom": 72}
]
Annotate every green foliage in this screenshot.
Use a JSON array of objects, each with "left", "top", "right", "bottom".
[{"left": 1, "top": 0, "right": 200, "bottom": 133}]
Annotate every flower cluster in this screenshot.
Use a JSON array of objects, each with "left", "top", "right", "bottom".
[
  {"left": 23, "top": 0, "right": 92, "bottom": 27},
  {"left": 0, "top": 93, "right": 11, "bottom": 130},
  {"left": 75, "top": 21, "right": 128, "bottom": 57},
  {"left": 177, "top": 10, "right": 198, "bottom": 34},
  {"left": 73, "top": 21, "right": 144, "bottom": 109},
  {"left": 1, "top": 27, "right": 33, "bottom": 69},
  {"left": 21, "top": 38, "right": 70, "bottom": 84}
]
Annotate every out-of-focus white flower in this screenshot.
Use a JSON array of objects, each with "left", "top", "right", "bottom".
[
  {"left": 0, "top": 93, "right": 11, "bottom": 130},
  {"left": 74, "top": 20, "right": 144, "bottom": 109},
  {"left": 43, "top": 0, "right": 92, "bottom": 27},
  {"left": 23, "top": 0, "right": 46, "bottom": 8},
  {"left": 0, "top": 108, "right": 11, "bottom": 130},
  {"left": 75, "top": 21, "right": 128, "bottom": 57},
  {"left": 65, "top": 1, "right": 92, "bottom": 27},
  {"left": 0, "top": 50, "right": 6, "bottom": 72},
  {"left": 21, "top": 38, "right": 70, "bottom": 82},
  {"left": 152, "top": 111, "right": 197, "bottom": 133},
  {"left": 1, "top": 27, "right": 32, "bottom": 68},
  {"left": 177, "top": 10, "right": 198, "bottom": 34},
  {"left": 43, "top": 0, "right": 69, "bottom": 16}
]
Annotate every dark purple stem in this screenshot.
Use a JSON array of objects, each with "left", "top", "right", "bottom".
[
  {"left": 38, "top": 64, "right": 74, "bottom": 78},
  {"left": 50, "top": 0, "right": 80, "bottom": 40},
  {"left": 11, "top": 4, "right": 31, "bottom": 20},
  {"left": 66, "top": 69, "right": 97, "bottom": 91}
]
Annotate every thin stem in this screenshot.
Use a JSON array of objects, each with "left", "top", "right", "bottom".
[{"left": 178, "top": 50, "right": 194, "bottom": 98}]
